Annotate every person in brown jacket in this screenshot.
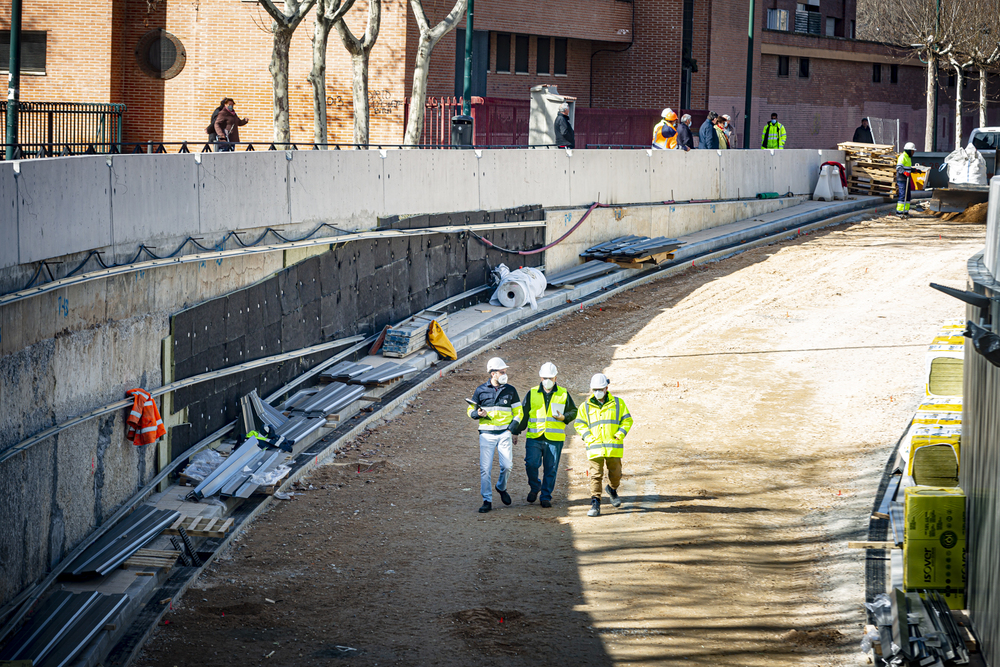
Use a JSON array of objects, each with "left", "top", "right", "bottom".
[{"left": 213, "top": 98, "right": 249, "bottom": 151}]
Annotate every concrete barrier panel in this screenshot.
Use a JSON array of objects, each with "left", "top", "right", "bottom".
[
  {"left": 110, "top": 154, "right": 199, "bottom": 246},
  {"left": 17, "top": 156, "right": 112, "bottom": 264},
  {"left": 0, "top": 164, "right": 18, "bottom": 269},
  {"left": 571, "top": 150, "right": 651, "bottom": 205},
  {"left": 772, "top": 150, "right": 822, "bottom": 195},
  {"left": 382, "top": 150, "right": 480, "bottom": 215},
  {"left": 720, "top": 150, "right": 773, "bottom": 200},
  {"left": 650, "top": 150, "right": 720, "bottom": 201},
  {"left": 478, "top": 150, "right": 571, "bottom": 210},
  {"left": 198, "top": 152, "right": 290, "bottom": 233},
  {"left": 289, "top": 150, "right": 386, "bottom": 229}
]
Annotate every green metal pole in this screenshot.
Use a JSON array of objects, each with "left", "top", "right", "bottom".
[
  {"left": 462, "top": 0, "right": 474, "bottom": 115},
  {"left": 742, "top": 0, "right": 755, "bottom": 148},
  {"left": 5, "top": 0, "right": 22, "bottom": 160}
]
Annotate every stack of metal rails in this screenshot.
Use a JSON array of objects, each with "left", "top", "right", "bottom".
[
  {"left": 346, "top": 362, "right": 418, "bottom": 387},
  {"left": 381, "top": 311, "right": 448, "bottom": 358},
  {"left": 580, "top": 236, "right": 682, "bottom": 266},
  {"left": 0, "top": 591, "right": 129, "bottom": 667},
  {"left": 546, "top": 260, "right": 621, "bottom": 288},
  {"left": 291, "top": 382, "right": 366, "bottom": 415},
  {"left": 870, "top": 589, "right": 970, "bottom": 665},
  {"left": 319, "top": 362, "right": 374, "bottom": 383},
  {"left": 61, "top": 507, "right": 180, "bottom": 578},
  {"left": 187, "top": 436, "right": 286, "bottom": 501}
]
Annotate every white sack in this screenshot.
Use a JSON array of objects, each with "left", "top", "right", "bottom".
[
  {"left": 945, "top": 144, "right": 987, "bottom": 185},
  {"left": 490, "top": 267, "right": 547, "bottom": 310}
]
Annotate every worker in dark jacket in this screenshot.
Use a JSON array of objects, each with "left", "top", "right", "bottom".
[
  {"left": 852, "top": 118, "right": 874, "bottom": 144},
  {"left": 554, "top": 103, "right": 575, "bottom": 148},
  {"left": 515, "top": 362, "right": 578, "bottom": 508},
  {"left": 698, "top": 111, "right": 719, "bottom": 149},
  {"left": 468, "top": 357, "right": 523, "bottom": 513},
  {"left": 676, "top": 113, "right": 695, "bottom": 151}
]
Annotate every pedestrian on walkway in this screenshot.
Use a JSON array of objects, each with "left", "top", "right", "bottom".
[
  {"left": 574, "top": 373, "right": 633, "bottom": 517},
  {"left": 554, "top": 103, "right": 575, "bottom": 148},
  {"left": 214, "top": 98, "right": 249, "bottom": 152},
  {"left": 715, "top": 115, "right": 730, "bottom": 149},
  {"left": 518, "top": 362, "right": 578, "bottom": 508},
  {"left": 761, "top": 112, "right": 786, "bottom": 149},
  {"left": 205, "top": 98, "right": 228, "bottom": 151},
  {"left": 652, "top": 108, "right": 678, "bottom": 150},
  {"left": 698, "top": 111, "right": 719, "bottom": 149},
  {"left": 676, "top": 114, "right": 694, "bottom": 151},
  {"left": 721, "top": 114, "right": 738, "bottom": 148},
  {"left": 853, "top": 118, "right": 874, "bottom": 144},
  {"left": 467, "top": 357, "right": 523, "bottom": 513}
]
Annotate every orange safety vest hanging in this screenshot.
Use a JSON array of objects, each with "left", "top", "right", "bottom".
[{"left": 125, "top": 388, "right": 166, "bottom": 446}]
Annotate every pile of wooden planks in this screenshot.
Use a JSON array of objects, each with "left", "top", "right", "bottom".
[
  {"left": 122, "top": 548, "right": 181, "bottom": 571},
  {"left": 382, "top": 311, "right": 448, "bottom": 358},
  {"left": 838, "top": 142, "right": 898, "bottom": 196},
  {"left": 163, "top": 516, "right": 234, "bottom": 539}
]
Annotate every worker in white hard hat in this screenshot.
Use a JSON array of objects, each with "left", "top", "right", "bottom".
[
  {"left": 514, "top": 362, "right": 578, "bottom": 508},
  {"left": 896, "top": 142, "right": 917, "bottom": 217},
  {"left": 653, "top": 108, "right": 679, "bottom": 150},
  {"left": 574, "top": 373, "right": 633, "bottom": 517},
  {"left": 467, "top": 357, "right": 523, "bottom": 513}
]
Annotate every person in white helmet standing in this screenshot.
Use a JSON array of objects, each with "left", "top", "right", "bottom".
[
  {"left": 574, "top": 373, "right": 633, "bottom": 517},
  {"left": 467, "top": 357, "right": 523, "bottom": 513},
  {"left": 515, "top": 362, "right": 578, "bottom": 508},
  {"left": 896, "top": 142, "right": 917, "bottom": 217}
]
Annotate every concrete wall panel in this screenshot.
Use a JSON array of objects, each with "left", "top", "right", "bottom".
[
  {"left": 16, "top": 156, "right": 111, "bottom": 264},
  {"left": 772, "top": 149, "right": 820, "bottom": 196},
  {"left": 382, "top": 150, "right": 480, "bottom": 215},
  {"left": 650, "top": 150, "right": 721, "bottom": 201},
  {"left": 478, "top": 150, "right": 571, "bottom": 210},
  {"left": 567, "top": 150, "right": 612, "bottom": 206},
  {"left": 720, "top": 150, "right": 773, "bottom": 200},
  {"left": 289, "top": 150, "right": 386, "bottom": 229},
  {"left": 0, "top": 164, "right": 17, "bottom": 269},
  {"left": 198, "top": 152, "right": 289, "bottom": 233},
  {"left": 110, "top": 154, "right": 199, "bottom": 246}
]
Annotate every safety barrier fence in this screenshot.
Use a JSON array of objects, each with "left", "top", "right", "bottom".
[{"left": 2, "top": 101, "right": 125, "bottom": 158}]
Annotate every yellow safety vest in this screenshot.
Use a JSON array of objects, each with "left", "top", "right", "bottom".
[
  {"left": 526, "top": 386, "right": 569, "bottom": 442},
  {"left": 574, "top": 393, "right": 633, "bottom": 459},
  {"left": 897, "top": 152, "right": 912, "bottom": 169},
  {"left": 467, "top": 389, "right": 523, "bottom": 432}
]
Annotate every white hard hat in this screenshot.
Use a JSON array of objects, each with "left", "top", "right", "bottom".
[
  {"left": 904, "top": 142, "right": 916, "bottom": 152},
  {"left": 590, "top": 373, "right": 610, "bottom": 389},
  {"left": 661, "top": 107, "right": 673, "bottom": 118},
  {"left": 487, "top": 357, "right": 508, "bottom": 372},
  {"left": 539, "top": 362, "right": 558, "bottom": 378}
]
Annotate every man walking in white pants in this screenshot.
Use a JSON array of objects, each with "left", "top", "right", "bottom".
[{"left": 467, "top": 357, "right": 523, "bottom": 513}]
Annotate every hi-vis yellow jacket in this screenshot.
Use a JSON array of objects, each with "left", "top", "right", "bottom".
[{"left": 574, "top": 393, "right": 633, "bottom": 459}]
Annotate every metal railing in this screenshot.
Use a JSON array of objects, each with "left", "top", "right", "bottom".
[{"left": 2, "top": 101, "right": 125, "bottom": 159}]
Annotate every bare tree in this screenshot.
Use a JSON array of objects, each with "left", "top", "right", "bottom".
[
  {"left": 947, "top": 55, "right": 974, "bottom": 147},
  {"left": 959, "top": 0, "right": 1000, "bottom": 128},
  {"left": 308, "top": 0, "right": 356, "bottom": 146},
  {"left": 260, "top": 0, "right": 317, "bottom": 145},
  {"left": 403, "top": 0, "right": 469, "bottom": 146},
  {"left": 334, "top": 0, "right": 382, "bottom": 145}
]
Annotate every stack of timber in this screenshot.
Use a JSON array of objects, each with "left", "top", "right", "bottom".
[
  {"left": 382, "top": 310, "right": 448, "bottom": 358},
  {"left": 580, "top": 236, "right": 681, "bottom": 267},
  {"left": 837, "top": 142, "right": 898, "bottom": 196}
]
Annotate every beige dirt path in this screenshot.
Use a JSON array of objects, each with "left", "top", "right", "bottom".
[{"left": 138, "top": 214, "right": 984, "bottom": 667}]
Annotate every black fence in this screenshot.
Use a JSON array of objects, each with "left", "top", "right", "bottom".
[{"left": 2, "top": 101, "right": 125, "bottom": 159}]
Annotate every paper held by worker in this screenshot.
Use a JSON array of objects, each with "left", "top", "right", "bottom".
[
  {"left": 551, "top": 403, "right": 565, "bottom": 418},
  {"left": 465, "top": 398, "right": 478, "bottom": 408}
]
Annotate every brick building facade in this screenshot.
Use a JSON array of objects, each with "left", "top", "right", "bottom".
[{"left": 1, "top": 0, "right": 991, "bottom": 149}]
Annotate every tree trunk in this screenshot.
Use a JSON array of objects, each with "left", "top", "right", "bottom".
[
  {"left": 955, "top": 65, "right": 964, "bottom": 150},
  {"left": 350, "top": 51, "right": 370, "bottom": 145},
  {"left": 270, "top": 26, "right": 294, "bottom": 146},
  {"left": 309, "top": 21, "right": 333, "bottom": 146},
  {"left": 404, "top": 36, "right": 434, "bottom": 146},
  {"left": 980, "top": 68, "right": 988, "bottom": 129},
  {"left": 924, "top": 54, "right": 937, "bottom": 152}
]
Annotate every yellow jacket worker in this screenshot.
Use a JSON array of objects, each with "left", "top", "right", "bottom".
[{"left": 574, "top": 373, "right": 633, "bottom": 517}]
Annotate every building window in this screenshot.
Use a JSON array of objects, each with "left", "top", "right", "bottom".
[
  {"left": 873, "top": 63, "right": 881, "bottom": 83},
  {"left": 778, "top": 55, "right": 789, "bottom": 77},
  {"left": 495, "top": 33, "right": 511, "bottom": 73},
  {"left": 554, "top": 38, "right": 567, "bottom": 75},
  {"left": 767, "top": 9, "right": 789, "bottom": 30},
  {"left": 948, "top": 71, "right": 955, "bottom": 87},
  {"left": 795, "top": 4, "right": 822, "bottom": 34},
  {"left": 135, "top": 29, "right": 186, "bottom": 79},
  {"left": 537, "top": 37, "right": 550, "bottom": 75},
  {"left": 514, "top": 35, "right": 529, "bottom": 74},
  {"left": 1, "top": 30, "right": 47, "bottom": 74},
  {"left": 799, "top": 57, "right": 810, "bottom": 78},
  {"left": 890, "top": 64, "right": 898, "bottom": 84},
  {"left": 826, "top": 17, "right": 836, "bottom": 36},
  {"left": 848, "top": 20, "right": 856, "bottom": 38}
]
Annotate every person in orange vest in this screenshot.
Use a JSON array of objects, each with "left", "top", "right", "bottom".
[{"left": 652, "top": 109, "right": 678, "bottom": 149}]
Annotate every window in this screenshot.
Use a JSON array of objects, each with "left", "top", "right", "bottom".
[
  {"left": 778, "top": 55, "right": 789, "bottom": 77},
  {"left": 890, "top": 64, "right": 898, "bottom": 84},
  {"left": 537, "top": 37, "right": 550, "bottom": 75},
  {"left": 1, "top": 31, "right": 47, "bottom": 74},
  {"left": 873, "top": 63, "right": 881, "bottom": 83},
  {"left": 849, "top": 20, "right": 855, "bottom": 38},
  {"left": 495, "top": 33, "right": 511, "bottom": 73},
  {"left": 514, "top": 34, "right": 529, "bottom": 74},
  {"left": 767, "top": 8, "right": 789, "bottom": 30},
  {"left": 554, "top": 37, "right": 567, "bottom": 75},
  {"left": 826, "top": 17, "right": 836, "bottom": 36},
  {"left": 795, "top": 4, "right": 821, "bottom": 34},
  {"left": 135, "top": 29, "right": 186, "bottom": 79},
  {"left": 799, "top": 57, "right": 810, "bottom": 78},
  {"left": 948, "top": 72, "right": 955, "bottom": 87}
]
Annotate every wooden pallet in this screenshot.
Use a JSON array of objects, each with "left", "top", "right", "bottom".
[
  {"left": 122, "top": 548, "right": 181, "bottom": 570},
  {"left": 163, "top": 516, "right": 233, "bottom": 538},
  {"left": 609, "top": 251, "right": 675, "bottom": 268}
]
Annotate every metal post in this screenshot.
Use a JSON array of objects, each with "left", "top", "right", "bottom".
[
  {"left": 742, "top": 0, "right": 755, "bottom": 149},
  {"left": 5, "top": 0, "right": 23, "bottom": 160},
  {"left": 462, "top": 0, "right": 474, "bottom": 116},
  {"left": 932, "top": 0, "right": 940, "bottom": 152}
]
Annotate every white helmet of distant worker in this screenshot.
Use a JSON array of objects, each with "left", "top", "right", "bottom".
[
  {"left": 539, "top": 362, "right": 558, "bottom": 378},
  {"left": 903, "top": 142, "right": 916, "bottom": 152},
  {"left": 487, "top": 357, "right": 508, "bottom": 372},
  {"left": 590, "top": 373, "right": 610, "bottom": 389}
]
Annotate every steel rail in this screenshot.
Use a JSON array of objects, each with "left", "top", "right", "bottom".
[{"left": 0, "top": 220, "right": 545, "bottom": 308}]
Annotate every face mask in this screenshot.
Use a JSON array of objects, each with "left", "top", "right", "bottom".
[
  {"left": 498, "top": 374, "right": 508, "bottom": 385},
  {"left": 542, "top": 379, "right": 555, "bottom": 391},
  {"left": 593, "top": 390, "right": 606, "bottom": 400}
]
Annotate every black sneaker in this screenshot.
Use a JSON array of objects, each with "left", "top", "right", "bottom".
[
  {"left": 540, "top": 499, "right": 552, "bottom": 508},
  {"left": 587, "top": 497, "right": 601, "bottom": 517},
  {"left": 496, "top": 487, "right": 512, "bottom": 506},
  {"left": 479, "top": 501, "right": 492, "bottom": 513},
  {"left": 527, "top": 490, "right": 538, "bottom": 503},
  {"left": 606, "top": 484, "right": 622, "bottom": 508}
]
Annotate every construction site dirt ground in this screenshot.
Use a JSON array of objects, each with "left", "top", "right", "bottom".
[{"left": 138, "top": 213, "right": 985, "bottom": 667}]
